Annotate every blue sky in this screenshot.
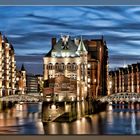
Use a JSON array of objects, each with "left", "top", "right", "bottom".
[{"left": 0, "top": 6, "right": 140, "bottom": 74}]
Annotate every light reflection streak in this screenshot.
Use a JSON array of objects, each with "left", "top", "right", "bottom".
[
  {"left": 131, "top": 112, "right": 136, "bottom": 134},
  {"left": 77, "top": 102, "right": 81, "bottom": 119},
  {"left": 49, "top": 123, "right": 58, "bottom": 134},
  {"left": 62, "top": 123, "right": 69, "bottom": 134},
  {"left": 75, "top": 120, "right": 82, "bottom": 134}
]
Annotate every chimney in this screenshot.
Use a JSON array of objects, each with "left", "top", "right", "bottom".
[
  {"left": 52, "top": 37, "right": 56, "bottom": 49},
  {"left": 74, "top": 38, "right": 80, "bottom": 46}
]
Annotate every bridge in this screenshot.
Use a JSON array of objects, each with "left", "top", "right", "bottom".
[
  {"left": 0, "top": 94, "right": 77, "bottom": 103},
  {"left": 0, "top": 94, "right": 43, "bottom": 102},
  {"left": 99, "top": 92, "right": 140, "bottom": 103}
]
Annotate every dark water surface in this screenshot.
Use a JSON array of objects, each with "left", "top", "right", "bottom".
[{"left": 0, "top": 102, "right": 140, "bottom": 135}]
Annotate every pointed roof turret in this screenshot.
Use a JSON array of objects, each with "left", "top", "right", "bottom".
[
  {"left": 10, "top": 43, "right": 14, "bottom": 51},
  {"left": 76, "top": 36, "right": 87, "bottom": 55},
  {"left": 21, "top": 64, "right": 26, "bottom": 71}
]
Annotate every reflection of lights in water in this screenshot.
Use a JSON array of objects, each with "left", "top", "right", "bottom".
[
  {"left": 49, "top": 123, "right": 57, "bottom": 134},
  {"left": 35, "top": 122, "right": 44, "bottom": 134},
  {"left": 81, "top": 117, "right": 87, "bottom": 134},
  {"left": 106, "top": 107, "right": 113, "bottom": 123},
  {"left": 108, "top": 105, "right": 112, "bottom": 111},
  {"left": 0, "top": 113, "right": 3, "bottom": 119},
  {"left": 16, "top": 104, "right": 23, "bottom": 111},
  {"left": 19, "top": 104, "right": 23, "bottom": 111},
  {"left": 18, "top": 118, "right": 24, "bottom": 125},
  {"left": 77, "top": 97, "right": 80, "bottom": 101},
  {"left": 82, "top": 117, "right": 85, "bottom": 122},
  {"left": 77, "top": 102, "right": 81, "bottom": 119},
  {"left": 125, "top": 112, "right": 129, "bottom": 118},
  {"left": 81, "top": 101, "right": 85, "bottom": 115},
  {"left": 38, "top": 102, "right": 42, "bottom": 111},
  {"left": 75, "top": 120, "right": 82, "bottom": 134},
  {"left": 119, "top": 112, "right": 123, "bottom": 117},
  {"left": 62, "top": 123, "right": 69, "bottom": 134},
  {"left": 131, "top": 104, "right": 134, "bottom": 110},
  {"left": 131, "top": 112, "right": 136, "bottom": 134},
  {"left": 34, "top": 113, "right": 38, "bottom": 120}
]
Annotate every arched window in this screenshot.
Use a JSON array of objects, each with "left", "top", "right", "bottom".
[
  {"left": 55, "top": 63, "right": 59, "bottom": 70},
  {"left": 72, "top": 63, "right": 77, "bottom": 70},
  {"left": 67, "top": 63, "right": 71, "bottom": 70},
  {"left": 60, "top": 63, "right": 65, "bottom": 70},
  {"left": 47, "top": 63, "right": 53, "bottom": 70}
]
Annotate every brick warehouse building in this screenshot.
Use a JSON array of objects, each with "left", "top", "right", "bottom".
[
  {"left": 109, "top": 63, "right": 140, "bottom": 95},
  {"left": 0, "top": 33, "right": 16, "bottom": 96},
  {"left": 43, "top": 35, "right": 108, "bottom": 100}
]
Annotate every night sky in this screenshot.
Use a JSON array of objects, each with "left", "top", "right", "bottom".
[{"left": 0, "top": 6, "right": 140, "bottom": 74}]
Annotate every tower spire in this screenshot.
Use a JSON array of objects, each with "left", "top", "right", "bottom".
[
  {"left": 76, "top": 36, "right": 87, "bottom": 55},
  {"left": 21, "top": 64, "right": 25, "bottom": 71},
  {"left": 3, "top": 35, "right": 8, "bottom": 43}
]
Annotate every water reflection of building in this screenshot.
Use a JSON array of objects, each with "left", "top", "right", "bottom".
[
  {"left": 0, "top": 33, "right": 16, "bottom": 96},
  {"left": 109, "top": 63, "right": 140, "bottom": 95},
  {"left": 43, "top": 35, "right": 108, "bottom": 99}
]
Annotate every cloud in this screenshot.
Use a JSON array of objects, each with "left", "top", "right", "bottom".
[{"left": 1, "top": 6, "right": 140, "bottom": 73}]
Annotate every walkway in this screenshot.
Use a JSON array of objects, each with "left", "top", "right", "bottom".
[{"left": 99, "top": 92, "right": 140, "bottom": 103}]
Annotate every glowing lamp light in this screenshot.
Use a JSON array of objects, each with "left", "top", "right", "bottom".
[
  {"left": 51, "top": 104, "right": 56, "bottom": 110},
  {"left": 132, "top": 97, "right": 135, "bottom": 101},
  {"left": 88, "top": 78, "right": 90, "bottom": 83},
  {"left": 88, "top": 64, "right": 91, "bottom": 68},
  {"left": 46, "top": 98, "right": 51, "bottom": 102}
]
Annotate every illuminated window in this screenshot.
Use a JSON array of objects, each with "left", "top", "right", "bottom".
[
  {"left": 88, "top": 78, "right": 90, "bottom": 83},
  {"left": 88, "top": 64, "right": 91, "bottom": 68},
  {"left": 72, "top": 63, "right": 77, "bottom": 70}
]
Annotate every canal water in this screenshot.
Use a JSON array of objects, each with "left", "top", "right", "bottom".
[{"left": 0, "top": 102, "right": 140, "bottom": 134}]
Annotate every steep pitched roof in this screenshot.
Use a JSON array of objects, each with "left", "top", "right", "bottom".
[
  {"left": 21, "top": 64, "right": 26, "bottom": 71},
  {"left": 45, "top": 35, "right": 79, "bottom": 57},
  {"left": 76, "top": 37, "right": 87, "bottom": 55}
]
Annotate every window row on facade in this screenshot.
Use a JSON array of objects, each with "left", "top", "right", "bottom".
[
  {"left": 109, "top": 65, "right": 140, "bottom": 94},
  {"left": 48, "top": 73, "right": 77, "bottom": 79},
  {"left": 46, "top": 63, "right": 78, "bottom": 71}
]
